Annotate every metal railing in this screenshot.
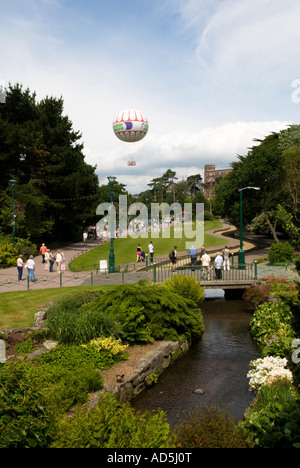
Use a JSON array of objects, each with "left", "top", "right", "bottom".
[{"left": 0, "top": 260, "right": 298, "bottom": 292}]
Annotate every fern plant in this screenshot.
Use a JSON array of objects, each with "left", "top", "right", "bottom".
[{"left": 81, "top": 281, "right": 204, "bottom": 343}]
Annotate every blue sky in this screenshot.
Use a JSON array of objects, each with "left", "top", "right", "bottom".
[{"left": 1, "top": 0, "right": 300, "bottom": 193}]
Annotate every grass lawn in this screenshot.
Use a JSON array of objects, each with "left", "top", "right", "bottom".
[
  {"left": 70, "top": 219, "right": 224, "bottom": 271},
  {"left": 0, "top": 285, "right": 116, "bottom": 330},
  {"left": 0, "top": 219, "right": 225, "bottom": 330}
]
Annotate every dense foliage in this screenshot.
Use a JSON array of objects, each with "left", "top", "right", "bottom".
[
  {"left": 0, "top": 359, "right": 102, "bottom": 448},
  {"left": 241, "top": 274, "right": 300, "bottom": 447},
  {"left": 0, "top": 279, "right": 206, "bottom": 448},
  {"left": 75, "top": 279, "right": 205, "bottom": 343},
  {"left": 45, "top": 292, "right": 122, "bottom": 344},
  {"left": 241, "top": 380, "right": 300, "bottom": 448},
  {"left": 213, "top": 126, "right": 300, "bottom": 246},
  {"left": 0, "top": 83, "right": 99, "bottom": 243},
  {"left": 171, "top": 405, "right": 250, "bottom": 448},
  {"left": 268, "top": 241, "right": 295, "bottom": 264},
  {"left": 52, "top": 392, "right": 170, "bottom": 448},
  {"left": 0, "top": 234, "right": 37, "bottom": 266}
]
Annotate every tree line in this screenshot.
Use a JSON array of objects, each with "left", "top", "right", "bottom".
[
  {"left": 0, "top": 83, "right": 100, "bottom": 244},
  {"left": 212, "top": 126, "right": 300, "bottom": 247},
  {"left": 1, "top": 83, "right": 299, "bottom": 249}
]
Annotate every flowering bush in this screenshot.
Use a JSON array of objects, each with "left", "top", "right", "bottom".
[
  {"left": 82, "top": 337, "right": 128, "bottom": 356},
  {"left": 247, "top": 356, "right": 293, "bottom": 392},
  {"left": 250, "top": 301, "right": 294, "bottom": 346}
]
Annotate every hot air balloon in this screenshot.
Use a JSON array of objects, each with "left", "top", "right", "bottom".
[
  {"left": 113, "top": 109, "right": 149, "bottom": 143},
  {"left": 127, "top": 158, "right": 136, "bottom": 166}
]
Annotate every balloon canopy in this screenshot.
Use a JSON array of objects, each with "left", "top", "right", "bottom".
[{"left": 113, "top": 109, "right": 149, "bottom": 142}]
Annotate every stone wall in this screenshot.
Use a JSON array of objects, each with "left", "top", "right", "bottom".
[
  {"left": 1, "top": 306, "right": 191, "bottom": 407},
  {"left": 87, "top": 340, "right": 189, "bottom": 409}
]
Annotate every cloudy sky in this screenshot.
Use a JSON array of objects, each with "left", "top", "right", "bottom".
[{"left": 1, "top": 0, "right": 300, "bottom": 193}]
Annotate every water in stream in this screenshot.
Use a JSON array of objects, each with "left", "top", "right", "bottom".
[{"left": 132, "top": 291, "right": 260, "bottom": 428}]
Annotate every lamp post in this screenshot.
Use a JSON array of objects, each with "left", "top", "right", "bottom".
[
  {"left": 107, "top": 176, "right": 116, "bottom": 273},
  {"left": 9, "top": 179, "right": 17, "bottom": 245},
  {"left": 238, "top": 186, "right": 260, "bottom": 269}
]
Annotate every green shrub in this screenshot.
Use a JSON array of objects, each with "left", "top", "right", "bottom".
[
  {"left": 243, "top": 283, "right": 271, "bottom": 308},
  {"left": 0, "top": 238, "right": 37, "bottom": 267},
  {"left": 51, "top": 392, "right": 170, "bottom": 448},
  {"left": 171, "top": 405, "right": 250, "bottom": 448},
  {"left": 46, "top": 292, "right": 121, "bottom": 344},
  {"left": 268, "top": 242, "right": 294, "bottom": 264},
  {"left": 241, "top": 380, "right": 300, "bottom": 448},
  {"left": 0, "top": 361, "right": 55, "bottom": 448},
  {"left": 268, "top": 278, "right": 298, "bottom": 306},
  {"left": 250, "top": 301, "right": 295, "bottom": 347},
  {"left": 37, "top": 339, "right": 128, "bottom": 370},
  {"left": 0, "top": 353, "right": 104, "bottom": 448},
  {"left": 82, "top": 281, "right": 205, "bottom": 343},
  {"left": 163, "top": 274, "right": 205, "bottom": 306},
  {"left": 295, "top": 256, "right": 300, "bottom": 272},
  {"left": 261, "top": 336, "right": 294, "bottom": 359}
]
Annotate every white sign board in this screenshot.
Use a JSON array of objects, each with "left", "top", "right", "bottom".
[{"left": 100, "top": 260, "right": 108, "bottom": 272}]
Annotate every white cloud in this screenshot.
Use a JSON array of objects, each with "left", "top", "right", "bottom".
[{"left": 0, "top": 0, "right": 299, "bottom": 193}]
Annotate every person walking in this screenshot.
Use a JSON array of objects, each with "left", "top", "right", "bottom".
[
  {"left": 17, "top": 255, "right": 24, "bottom": 281},
  {"left": 26, "top": 255, "right": 35, "bottom": 282},
  {"left": 60, "top": 250, "right": 66, "bottom": 272},
  {"left": 148, "top": 241, "right": 154, "bottom": 262},
  {"left": 56, "top": 250, "right": 62, "bottom": 273},
  {"left": 188, "top": 245, "right": 197, "bottom": 271},
  {"left": 171, "top": 246, "right": 177, "bottom": 272},
  {"left": 222, "top": 245, "right": 231, "bottom": 271},
  {"left": 39, "top": 243, "right": 47, "bottom": 263},
  {"left": 44, "top": 249, "right": 50, "bottom": 271},
  {"left": 214, "top": 252, "right": 223, "bottom": 280},
  {"left": 49, "top": 251, "right": 55, "bottom": 272},
  {"left": 201, "top": 250, "right": 211, "bottom": 280},
  {"left": 136, "top": 244, "right": 142, "bottom": 262}
]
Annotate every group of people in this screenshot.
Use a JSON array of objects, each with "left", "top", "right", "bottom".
[
  {"left": 40, "top": 243, "right": 66, "bottom": 273},
  {"left": 134, "top": 241, "right": 232, "bottom": 279},
  {"left": 16, "top": 243, "right": 66, "bottom": 282},
  {"left": 187, "top": 245, "right": 232, "bottom": 279},
  {"left": 136, "top": 241, "right": 155, "bottom": 263}
]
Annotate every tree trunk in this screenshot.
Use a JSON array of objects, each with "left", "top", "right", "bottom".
[{"left": 264, "top": 210, "right": 279, "bottom": 243}]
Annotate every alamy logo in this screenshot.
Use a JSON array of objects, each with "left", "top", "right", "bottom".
[
  {"left": 96, "top": 196, "right": 204, "bottom": 249},
  {"left": 291, "top": 79, "right": 300, "bottom": 104},
  {"left": 292, "top": 339, "right": 300, "bottom": 364}
]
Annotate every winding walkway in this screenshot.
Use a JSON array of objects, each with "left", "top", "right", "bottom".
[{"left": 0, "top": 221, "right": 290, "bottom": 293}]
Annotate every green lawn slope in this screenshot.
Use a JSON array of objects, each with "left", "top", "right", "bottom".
[{"left": 70, "top": 220, "right": 224, "bottom": 271}]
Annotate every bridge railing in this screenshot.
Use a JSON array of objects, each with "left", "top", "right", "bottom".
[
  {"left": 153, "top": 263, "right": 258, "bottom": 283},
  {"left": 1, "top": 261, "right": 297, "bottom": 292}
]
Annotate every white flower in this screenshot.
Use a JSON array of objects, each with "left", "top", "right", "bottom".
[{"left": 247, "top": 356, "right": 293, "bottom": 391}]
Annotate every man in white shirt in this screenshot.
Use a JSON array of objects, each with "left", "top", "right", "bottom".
[
  {"left": 222, "top": 246, "right": 231, "bottom": 271},
  {"left": 214, "top": 252, "right": 223, "bottom": 280},
  {"left": 201, "top": 250, "right": 211, "bottom": 280},
  {"left": 26, "top": 255, "right": 35, "bottom": 282},
  {"left": 56, "top": 250, "right": 62, "bottom": 273},
  {"left": 17, "top": 255, "right": 24, "bottom": 281},
  {"left": 148, "top": 241, "right": 154, "bottom": 262}
]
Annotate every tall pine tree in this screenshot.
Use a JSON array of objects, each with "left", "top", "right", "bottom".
[{"left": 0, "top": 83, "right": 99, "bottom": 242}]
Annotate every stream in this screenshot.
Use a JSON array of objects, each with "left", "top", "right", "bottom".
[{"left": 132, "top": 290, "right": 260, "bottom": 428}]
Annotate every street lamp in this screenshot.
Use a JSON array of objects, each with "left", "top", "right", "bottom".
[
  {"left": 238, "top": 186, "right": 260, "bottom": 269},
  {"left": 107, "top": 176, "right": 116, "bottom": 273},
  {"left": 9, "top": 179, "right": 17, "bottom": 245}
]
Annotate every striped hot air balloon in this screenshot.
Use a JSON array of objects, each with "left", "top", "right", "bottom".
[{"left": 113, "top": 109, "right": 149, "bottom": 143}]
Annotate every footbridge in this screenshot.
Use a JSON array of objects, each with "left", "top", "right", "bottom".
[{"left": 154, "top": 263, "right": 259, "bottom": 291}]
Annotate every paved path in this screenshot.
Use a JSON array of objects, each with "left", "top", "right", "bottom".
[{"left": 0, "top": 221, "right": 284, "bottom": 293}]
